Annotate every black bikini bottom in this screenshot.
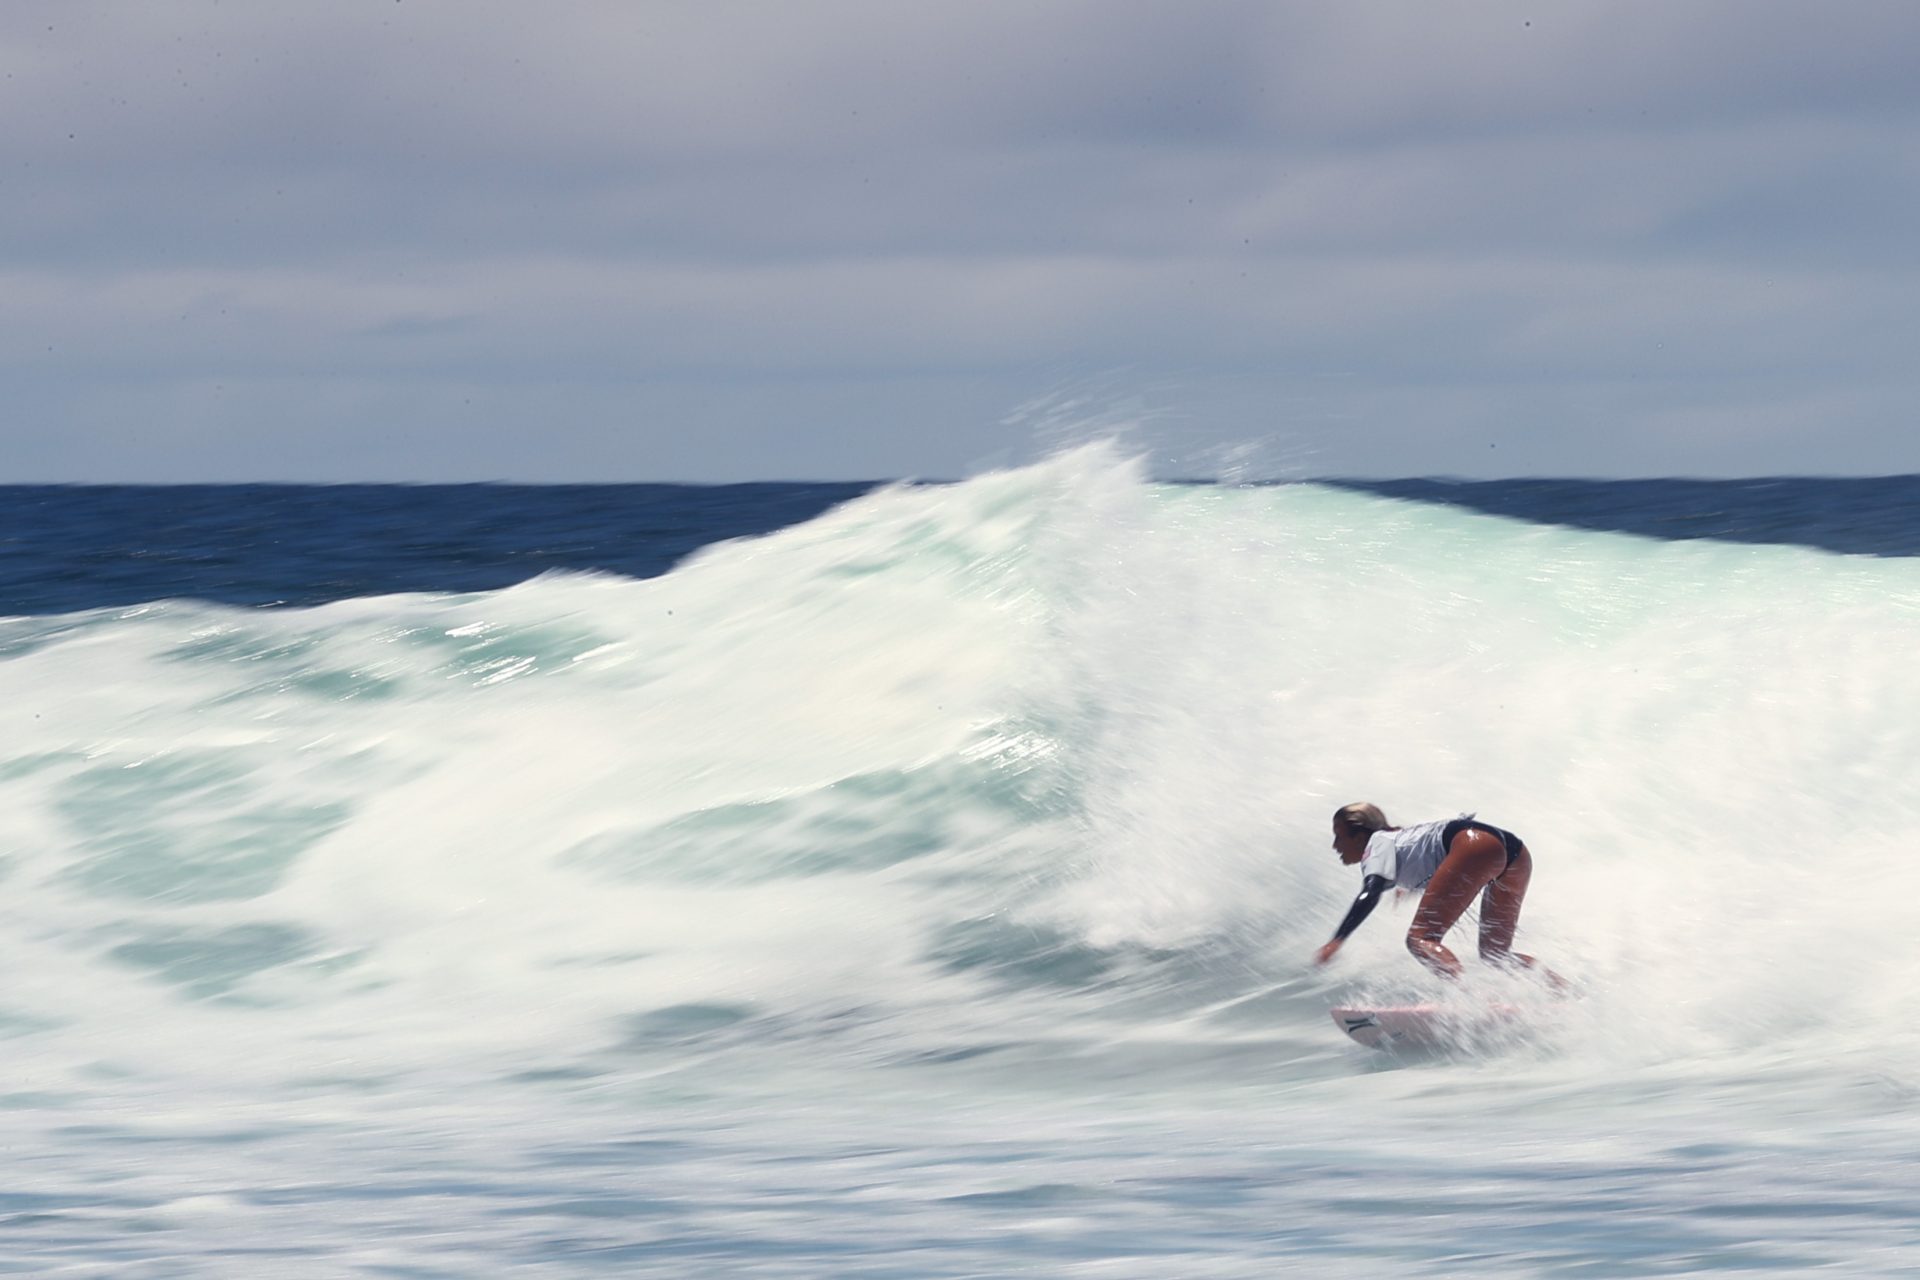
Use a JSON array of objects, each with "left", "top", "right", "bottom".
[{"left": 1441, "top": 818, "right": 1524, "bottom": 868}]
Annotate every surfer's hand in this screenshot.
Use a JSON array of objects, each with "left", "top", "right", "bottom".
[{"left": 1314, "top": 939, "right": 1342, "bottom": 966}]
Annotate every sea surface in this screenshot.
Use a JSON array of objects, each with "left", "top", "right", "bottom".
[{"left": 3, "top": 447, "right": 1920, "bottom": 1276}]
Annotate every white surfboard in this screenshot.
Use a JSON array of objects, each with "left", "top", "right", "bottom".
[{"left": 1330, "top": 1003, "right": 1521, "bottom": 1050}]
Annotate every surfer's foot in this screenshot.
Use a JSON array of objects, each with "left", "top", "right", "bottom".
[{"left": 1485, "top": 951, "right": 1574, "bottom": 996}]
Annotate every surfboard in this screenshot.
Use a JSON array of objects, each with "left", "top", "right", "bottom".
[{"left": 1330, "top": 1003, "right": 1520, "bottom": 1050}]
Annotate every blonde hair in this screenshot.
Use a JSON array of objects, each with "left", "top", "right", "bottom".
[{"left": 1333, "top": 802, "right": 1389, "bottom": 836}]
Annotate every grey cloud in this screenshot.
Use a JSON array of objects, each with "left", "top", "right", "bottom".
[
  {"left": 3, "top": 1, "right": 1918, "bottom": 479},
  {"left": 11, "top": 3, "right": 1918, "bottom": 164}
]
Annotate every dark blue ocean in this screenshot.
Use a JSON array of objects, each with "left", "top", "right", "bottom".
[
  {"left": 7, "top": 475, "right": 1920, "bottom": 615},
  {"left": 5, "top": 454, "right": 1919, "bottom": 1277}
]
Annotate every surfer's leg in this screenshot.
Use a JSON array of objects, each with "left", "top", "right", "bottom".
[
  {"left": 1478, "top": 843, "right": 1531, "bottom": 963},
  {"left": 1406, "top": 831, "right": 1506, "bottom": 979},
  {"left": 1478, "top": 846, "right": 1570, "bottom": 990}
]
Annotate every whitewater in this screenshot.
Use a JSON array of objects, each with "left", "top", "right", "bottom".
[{"left": 2, "top": 448, "right": 1918, "bottom": 1276}]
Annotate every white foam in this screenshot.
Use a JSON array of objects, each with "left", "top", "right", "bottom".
[{"left": 2, "top": 445, "right": 1917, "bottom": 1111}]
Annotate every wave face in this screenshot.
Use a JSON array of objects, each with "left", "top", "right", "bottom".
[
  {"left": 7, "top": 446, "right": 1919, "bottom": 1096},
  {"left": 6, "top": 449, "right": 1920, "bottom": 1273}
]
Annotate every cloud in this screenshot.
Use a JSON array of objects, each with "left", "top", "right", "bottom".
[{"left": 3, "top": 1, "right": 1918, "bottom": 478}]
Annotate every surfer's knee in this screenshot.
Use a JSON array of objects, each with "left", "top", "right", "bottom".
[{"left": 1406, "top": 934, "right": 1462, "bottom": 979}]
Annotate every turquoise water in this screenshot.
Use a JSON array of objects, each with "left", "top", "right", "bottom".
[{"left": 3, "top": 449, "right": 1919, "bottom": 1275}]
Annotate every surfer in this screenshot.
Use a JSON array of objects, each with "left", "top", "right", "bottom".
[{"left": 1314, "top": 803, "right": 1559, "bottom": 983}]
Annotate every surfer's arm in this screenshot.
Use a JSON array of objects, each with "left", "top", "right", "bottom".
[
  {"left": 1326, "top": 875, "right": 1393, "bottom": 948},
  {"left": 1315, "top": 876, "right": 1393, "bottom": 965}
]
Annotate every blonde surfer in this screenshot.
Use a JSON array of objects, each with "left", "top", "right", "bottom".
[{"left": 1315, "top": 803, "right": 1558, "bottom": 983}]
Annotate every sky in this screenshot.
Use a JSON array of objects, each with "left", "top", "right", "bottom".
[{"left": 4, "top": 0, "right": 1918, "bottom": 481}]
